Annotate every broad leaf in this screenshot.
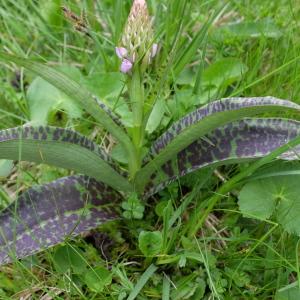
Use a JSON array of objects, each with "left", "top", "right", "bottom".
[
  {"left": 275, "top": 283, "right": 300, "bottom": 300},
  {"left": 138, "top": 231, "right": 162, "bottom": 256},
  {"left": 238, "top": 176, "right": 300, "bottom": 235},
  {"left": 83, "top": 266, "right": 112, "bottom": 292},
  {"left": 53, "top": 245, "right": 87, "bottom": 274},
  {"left": 0, "top": 53, "right": 118, "bottom": 125},
  {"left": 175, "top": 59, "right": 248, "bottom": 107},
  {"left": 202, "top": 58, "right": 248, "bottom": 89},
  {"left": 84, "top": 72, "right": 125, "bottom": 100},
  {"left": 27, "top": 66, "right": 84, "bottom": 125},
  {"left": 0, "top": 175, "right": 121, "bottom": 265},
  {"left": 0, "top": 126, "right": 131, "bottom": 192},
  {"left": 0, "top": 53, "right": 136, "bottom": 162},
  {"left": 144, "top": 118, "right": 300, "bottom": 197},
  {"left": 137, "top": 97, "right": 300, "bottom": 192},
  {"left": 27, "top": 76, "right": 82, "bottom": 125}
]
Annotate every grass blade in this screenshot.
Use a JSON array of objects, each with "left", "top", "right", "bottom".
[{"left": 127, "top": 264, "right": 158, "bottom": 300}]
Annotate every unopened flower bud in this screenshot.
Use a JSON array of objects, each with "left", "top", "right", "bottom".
[
  {"left": 115, "top": 47, "right": 128, "bottom": 59},
  {"left": 151, "top": 43, "right": 158, "bottom": 58}
]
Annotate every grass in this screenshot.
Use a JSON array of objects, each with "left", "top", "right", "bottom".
[{"left": 0, "top": 0, "right": 300, "bottom": 299}]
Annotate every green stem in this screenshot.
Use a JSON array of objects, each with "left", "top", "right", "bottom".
[
  {"left": 188, "top": 134, "right": 300, "bottom": 237},
  {"left": 129, "top": 67, "right": 145, "bottom": 179}
]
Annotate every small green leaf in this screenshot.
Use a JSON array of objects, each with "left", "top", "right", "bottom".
[
  {"left": 122, "top": 193, "right": 145, "bottom": 220},
  {"left": 155, "top": 200, "right": 169, "bottom": 217},
  {"left": 0, "top": 160, "right": 13, "bottom": 179},
  {"left": 225, "top": 267, "right": 250, "bottom": 288},
  {"left": 192, "top": 279, "right": 206, "bottom": 300},
  {"left": 167, "top": 89, "right": 198, "bottom": 119},
  {"left": 53, "top": 245, "right": 87, "bottom": 274},
  {"left": 83, "top": 266, "right": 112, "bottom": 292},
  {"left": 138, "top": 231, "right": 163, "bottom": 256},
  {"left": 176, "top": 68, "right": 195, "bottom": 86}
]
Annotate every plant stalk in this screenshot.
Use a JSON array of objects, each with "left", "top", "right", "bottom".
[{"left": 129, "top": 67, "right": 145, "bottom": 180}]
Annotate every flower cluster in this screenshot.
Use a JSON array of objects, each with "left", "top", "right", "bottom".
[{"left": 116, "top": 0, "right": 158, "bottom": 73}]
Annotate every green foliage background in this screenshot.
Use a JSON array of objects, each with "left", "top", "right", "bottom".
[{"left": 0, "top": 0, "right": 300, "bottom": 299}]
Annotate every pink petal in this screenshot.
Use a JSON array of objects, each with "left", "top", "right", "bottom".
[
  {"left": 151, "top": 43, "right": 158, "bottom": 58},
  {"left": 120, "top": 59, "right": 133, "bottom": 73},
  {"left": 134, "top": 0, "right": 146, "bottom": 6},
  {"left": 115, "top": 47, "right": 128, "bottom": 59}
]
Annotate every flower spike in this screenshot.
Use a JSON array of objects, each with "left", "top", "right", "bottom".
[{"left": 116, "top": 0, "right": 158, "bottom": 74}]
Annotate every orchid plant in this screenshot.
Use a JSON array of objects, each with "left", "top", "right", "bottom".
[{"left": 0, "top": 0, "right": 300, "bottom": 266}]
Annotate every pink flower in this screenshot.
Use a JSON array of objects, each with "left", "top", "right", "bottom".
[
  {"left": 120, "top": 59, "right": 133, "bottom": 73},
  {"left": 115, "top": 47, "right": 128, "bottom": 59}
]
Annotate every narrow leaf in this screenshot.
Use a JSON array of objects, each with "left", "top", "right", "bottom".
[
  {"left": 144, "top": 118, "right": 300, "bottom": 197},
  {"left": 0, "top": 126, "right": 131, "bottom": 192},
  {"left": 0, "top": 175, "right": 121, "bottom": 265},
  {"left": 128, "top": 264, "right": 158, "bottom": 300},
  {"left": 248, "top": 161, "right": 300, "bottom": 181},
  {"left": 173, "top": 6, "right": 224, "bottom": 76},
  {"left": 137, "top": 97, "right": 300, "bottom": 192}
]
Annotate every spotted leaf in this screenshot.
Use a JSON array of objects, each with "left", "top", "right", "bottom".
[
  {"left": 0, "top": 175, "right": 121, "bottom": 265},
  {"left": 0, "top": 126, "right": 131, "bottom": 192},
  {"left": 144, "top": 118, "right": 300, "bottom": 197},
  {"left": 137, "top": 97, "right": 300, "bottom": 191}
]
